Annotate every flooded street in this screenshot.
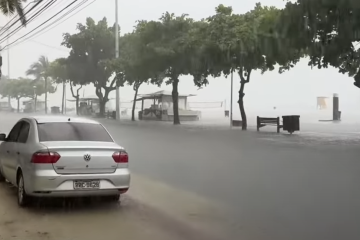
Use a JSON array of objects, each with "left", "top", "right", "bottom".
[
  {"left": 1, "top": 113, "right": 360, "bottom": 240},
  {"left": 0, "top": 173, "right": 230, "bottom": 240}
]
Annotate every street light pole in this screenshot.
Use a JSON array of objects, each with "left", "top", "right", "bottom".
[
  {"left": 33, "top": 86, "right": 37, "bottom": 112},
  {"left": 115, "top": 0, "right": 120, "bottom": 120},
  {"left": 230, "top": 70, "right": 233, "bottom": 128}
]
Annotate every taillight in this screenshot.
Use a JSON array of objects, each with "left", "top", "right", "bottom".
[
  {"left": 31, "top": 151, "right": 60, "bottom": 164},
  {"left": 112, "top": 151, "right": 128, "bottom": 163}
]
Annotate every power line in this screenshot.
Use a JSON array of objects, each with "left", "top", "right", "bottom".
[
  {"left": 0, "top": 26, "right": 68, "bottom": 52},
  {"left": 1, "top": 0, "right": 79, "bottom": 51},
  {"left": 0, "top": 0, "right": 48, "bottom": 39},
  {"left": 6, "top": 0, "right": 95, "bottom": 51},
  {"left": 30, "top": 39, "right": 69, "bottom": 52},
  {"left": 0, "top": 2, "right": 32, "bottom": 35},
  {"left": 24, "top": 0, "right": 71, "bottom": 26},
  {"left": 0, "top": 0, "right": 57, "bottom": 44},
  {"left": 20, "top": 0, "right": 89, "bottom": 40},
  {"left": 0, "top": 0, "right": 58, "bottom": 43}
]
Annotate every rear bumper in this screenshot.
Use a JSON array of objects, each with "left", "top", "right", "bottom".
[{"left": 25, "top": 168, "right": 130, "bottom": 197}]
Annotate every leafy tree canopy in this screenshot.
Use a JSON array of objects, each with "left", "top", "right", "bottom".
[
  {"left": 0, "top": 77, "right": 50, "bottom": 99},
  {"left": 195, "top": 3, "right": 302, "bottom": 129},
  {"left": 116, "top": 22, "right": 165, "bottom": 87},
  {"left": 134, "top": 13, "right": 198, "bottom": 124},
  {"left": 48, "top": 58, "right": 68, "bottom": 84},
  {"left": 0, "top": 0, "right": 28, "bottom": 26},
  {"left": 280, "top": 0, "right": 360, "bottom": 80},
  {"left": 62, "top": 17, "right": 121, "bottom": 115}
]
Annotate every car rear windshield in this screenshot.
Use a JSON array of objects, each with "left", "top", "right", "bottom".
[{"left": 37, "top": 122, "right": 113, "bottom": 142}]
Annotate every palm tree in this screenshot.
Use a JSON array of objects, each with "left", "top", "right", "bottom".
[
  {"left": 0, "top": 0, "right": 28, "bottom": 26},
  {"left": 48, "top": 58, "right": 68, "bottom": 114},
  {"left": 26, "top": 55, "right": 50, "bottom": 113}
]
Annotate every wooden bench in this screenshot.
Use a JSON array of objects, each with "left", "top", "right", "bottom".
[{"left": 257, "top": 116, "right": 283, "bottom": 133}]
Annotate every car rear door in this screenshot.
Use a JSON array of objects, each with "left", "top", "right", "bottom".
[
  {"left": 1, "top": 121, "right": 23, "bottom": 183},
  {"left": 11, "top": 121, "right": 31, "bottom": 183}
]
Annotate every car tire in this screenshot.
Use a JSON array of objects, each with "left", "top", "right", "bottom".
[
  {"left": 103, "top": 194, "right": 120, "bottom": 202},
  {"left": 0, "top": 168, "right": 5, "bottom": 182},
  {"left": 17, "top": 173, "right": 30, "bottom": 207}
]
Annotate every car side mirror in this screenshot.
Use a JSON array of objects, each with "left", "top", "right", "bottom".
[{"left": 0, "top": 133, "right": 6, "bottom": 141}]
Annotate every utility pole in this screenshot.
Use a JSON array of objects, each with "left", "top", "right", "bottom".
[
  {"left": 115, "top": 0, "right": 120, "bottom": 120},
  {"left": 230, "top": 70, "right": 233, "bottom": 128},
  {"left": 6, "top": 29, "right": 9, "bottom": 79},
  {"left": 0, "top": 25, "right": 10, "bottom": 79},
  {"left": 5, "top": 26, "right": 11, "bottom": 108}
]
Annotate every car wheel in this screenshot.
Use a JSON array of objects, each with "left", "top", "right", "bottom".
[
  {"left": 17, "top": 173, "right": 30, "bottom": 207},
  {"left": 103, "top": 194, "right": 120, "bottom": 202},
  {"left": 0, "top": 168, "right": 5, "bottom": 182}
]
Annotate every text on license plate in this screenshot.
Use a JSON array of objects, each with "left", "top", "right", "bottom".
[{"left": 73, "top": 180, "right": 100, "bottom": 189}]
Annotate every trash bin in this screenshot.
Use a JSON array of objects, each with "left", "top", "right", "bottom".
[
  {"left": 51, "top": 106, "right": 60, "bottom": 114},
  {"left": 111, "top": 111, "right": 116, "bottom": 119},
  {"left": 138, "top": 111, "right": 143, "bottom": 120},
  {"left": 282, "top": 115, "right": 300, "bottom": 134},
  {"left": 337, "top": 111, "right": 341, "bottom": 121}
]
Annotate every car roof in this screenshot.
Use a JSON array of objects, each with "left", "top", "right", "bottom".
[{"left": 27, "top": 116, "right": 100, "bottom": 124}]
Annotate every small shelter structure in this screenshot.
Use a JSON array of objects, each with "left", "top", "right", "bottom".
[
  {"left": 23, "top": 99, "right": 45, "bottom": 113},
  {"left": 67, "top": 96, "right": 115, "bottom": 116},
  {"left": 0, "top": 101, "right": 12, "bottom": 112},
  {"left": 67, "top": 97, "right": 99, "bottom": 116},
  {"left": 135, "top": 90, "right": 201, "bottom": 121}
]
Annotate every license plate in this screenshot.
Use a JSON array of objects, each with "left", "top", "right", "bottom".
[{"left": 73, "top": 180, "right": 100, "bottom": 189}]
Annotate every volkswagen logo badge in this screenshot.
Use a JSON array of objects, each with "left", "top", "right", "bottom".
[{"left": 83, "top": 154, "right": 91, "bottom": 162}]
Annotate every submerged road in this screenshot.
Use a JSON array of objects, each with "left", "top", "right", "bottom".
[
  {"left": 1, "top": 113, "right": 360, "bottom": 240},
  {"left": 101, "top": 119, "right": 360, "bottom": 240}
]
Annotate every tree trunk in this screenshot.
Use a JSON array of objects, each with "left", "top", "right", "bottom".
[
  {"left": 70, "top": 83, "right": 82, "bottom": 116},
  {"left": 34, "top": 95, "right": 37, "bottom": 112},
  {"left": 95, "top": 86, "right": 111, "bottom": 118},
  {"left": 61, "top": 81, "right": 66, "bottom": 114},
  {"left": 17, "top": 98, "right": 20, "bottom": 113},
  {"left": 238, "top": 82, "right": 247, "bottom": 130},
  {"left": 7, "top": 96, "right": 11, "bottom": 108},
  {"left": 237, "top": 68, "right": 251, "bottom": 130},
  {"left": 99, "top": 99, "right": 108, "bottom": 117},
  {"left": 172, "top": 79, "right": 180, "bottom": 125},
  {"left": 44, "top": 77, "right": 48, "bottom": 114},
  {"left": 131, "top": 83, "right": 140, "bottom": 121},
  {"left": 75, "top": 97, "right": 79, "bottom": 115}
]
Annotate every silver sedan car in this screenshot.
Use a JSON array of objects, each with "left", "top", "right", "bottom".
[{"left": 0, "top": 116, "right": 130, "bottom": 207}]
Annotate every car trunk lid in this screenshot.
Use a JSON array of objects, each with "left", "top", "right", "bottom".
[{"left": 40, "top": 141, "right": 124, "bottom": 174}]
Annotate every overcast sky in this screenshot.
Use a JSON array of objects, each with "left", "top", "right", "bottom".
[{"left": 0, "top": 0, "right": 359, "bottom": 123}]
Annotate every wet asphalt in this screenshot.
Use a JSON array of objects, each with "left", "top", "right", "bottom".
[{"left": 1, "top": 112, "right": 360, "bottom": 240}]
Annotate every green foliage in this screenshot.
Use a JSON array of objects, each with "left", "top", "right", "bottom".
[
  {"left": 32, "top": 78, "right": 56, "bottom": 96},
  {"left": 48, "top": 58, "right": 68, "bottom": 84},
  {"left": 113, "top": 26, "right": 166, "bottom": 120},
  {"left": 280, "top": 0, "right": 360, "bottom": 79},
  {"left": 0, "top": 78, "right": 12, "bottom": 98},
  {"left": 134, "top": 13, "right": 196, "bottom": 124},
  {"left": 0, "top": 77, "right": 55, "bottom": 99},
  {"left": 0, "top": 0, "right": 27, "bottom": 26},
  {"left": 26, "top": 55, "right": 51, "bottom": 79},
  {"left": 192, "top": 4, "right": 302, "bottom": 129},
  {"left": 26, "top": 55, "right": 55, "bottom": 113},
  {"left": 55, "top": 3, "right": 306, "bottom": 125},
  {"left": 62, "top": 17, "right": 120, "bottom": 116}
]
